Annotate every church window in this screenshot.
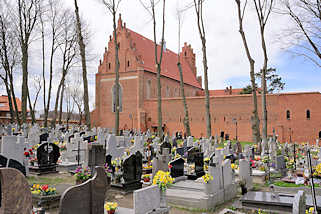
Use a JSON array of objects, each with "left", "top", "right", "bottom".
[
  {"left": 286, "top": 110, "right": 290, "bottom": 120},
  {"left": 306, "top": 110, "right": 310, "bottom": 119},
  {"left": 184, "top": 51, "right": 187, "bottom": 56},
  {"left": 146, "top": 80, "right": 151, "bottom": 99},
  {"left": 127, "top": 60, "right": 130, "bottom": 67},
  {"left": 112, "top": 84, "right": 123, "bottom": 112},
  {"left": 108, "top": 63, "right": 111, "bottom": 70}
]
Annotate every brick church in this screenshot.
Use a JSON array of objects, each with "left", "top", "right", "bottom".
[{"left": 91, "top": 15, "right": 321, "bottom": 143}]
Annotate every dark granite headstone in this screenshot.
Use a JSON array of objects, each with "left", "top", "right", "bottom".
[
  {"left": 177, "top": 147, "right": 192, "bottom": 157},
  {"left": 106, "top": 155, "right": 112, "bottom": 167},
  {"left": 160, "top": 141, "right": 172, "bottom": 155},
  {"left": 123, "top": 155, "right": 136, "bottom": 182},
  {"left": 187, "top": 147, "right": 201, "bottom": 163},
  {"left": 59, "top": 167, "right": 108, "bottom": 214},
  {"left": 0, "top": 154, "right": 8, "bottom": 167},
  {"left": 37, "top": 143, "right": 60, "bottom": 167},
  {"left": 0, "top": 168, "right": 32, "bottom": 213},
  {"left": 87, "top": 144, "right": 106, "bottom": 173},
  {"left": 8, "top": 159, "right": 26, "bottom": 176},
  {"left": 39, "top": 133, "right": 49, "bottom": 143},
  {"left": 170, "top": 158, "right": 184, "bottom": 178},
  {"left": 135, "top": 151, "right": 143, "bottom": 180}
]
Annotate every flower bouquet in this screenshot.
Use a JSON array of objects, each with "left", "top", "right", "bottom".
[
  {"left": 202, "top": 173, "right": 213, "bottom": 184},
  {"left": 104, "top": 202, "right": 118, "bottom": 214},
  {"left": 30, "top": 184, "right": 57, "bottom": 196},
  {"left": 142, "top": 174, "right": 151, "bottom": 182},
  {"left": 313, "top": 163, "right": 321, "bottom": 178},
  {"left": 74, "top": 166, "right": 92, "bottom": 184},
  {"left": 153, "top": 170, "right": 174, "bottom": 192}
]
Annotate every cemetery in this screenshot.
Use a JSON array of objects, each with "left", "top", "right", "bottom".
[
  {"left": 0, "top": 124, "right": 321, "bottom": 214},
  {"left": 0, "top": 0, "right": 320, "bottom": 213}
]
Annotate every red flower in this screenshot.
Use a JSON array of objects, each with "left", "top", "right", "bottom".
[
  {"left": 168, "top": 164, "right": 173, "bottom": 169},
  {"left": 24, "top": 152, "right": 29, "bottom": 157},
  {"left": 41, "top": 185, "right": 48, "bottom": 191}
]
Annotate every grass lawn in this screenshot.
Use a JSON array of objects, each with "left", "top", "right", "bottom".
[
  {"left": 27, "top": 175, "right": 75, "bottom": 185},
  {"left": 273, "top": 181, "right": 321, "bottom": 188}
]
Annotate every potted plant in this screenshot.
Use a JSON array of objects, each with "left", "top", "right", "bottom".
[
  {"left": 202, "top": 173, "right": 214, "bottom": 195},
  {"left": 104, "top": 202, "right": 118, "bottom": 214},
  {"left": 153, "top": 170, "right": 174, "bottom": 208},
  {"left": 143, "top": 174, "right": 151, "bottom": 182},
  {"left": 74, "top": 166, "right": 92, "bottom": 184}
]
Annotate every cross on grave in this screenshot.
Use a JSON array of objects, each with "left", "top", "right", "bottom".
[{"left": 72, "top": 140, "right": 86, "bottom": 166}]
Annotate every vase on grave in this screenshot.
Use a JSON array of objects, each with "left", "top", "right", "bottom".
[
  {"left": 107, "top": 210, "right": 115, "bottom": 214},
  {"left": 160, "top": 190, "right": 167, "bottom": 208}
]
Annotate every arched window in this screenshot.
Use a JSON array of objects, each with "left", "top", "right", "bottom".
[
  {"left": 146, "top": 80, "right": 151, "bottom": 99},
  {"left": 166, "top": 86, "right": 170, "bottom": 97},
  {"left": 306, "top": 110, "right": 310, "bottom": 119},
  {"left": 127, "top": 60, "right": 130, "bottom": 67},
  {"left": 286, "top": 110, "right": 291, "bottom": 120},
  {"left": 108, "top": 63, "right": 111, "bottom": 70},
  {"left": 112, "top": 84, "right": 122, "bottom": 112}
]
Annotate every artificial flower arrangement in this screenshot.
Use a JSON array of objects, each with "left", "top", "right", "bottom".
[
  {"left": 104, "top": 163, "right": 112, "bottom": 177},
  {"left": 259, "top": 165, "right": 266, "bottom": 172},
  {"left": 142, "top": 174, "right": 151, "bottom": 182},
  {"left": 30, "top": 184, "right": 57, "bottom": 196},
  {"left": 104, "top": 202, "right": 118, "bottom": 214},
  {"left": 231, "top": 163, "right": 238, "bottom": 170},
  {"left": 254, "top": 156, "right": 261, "bottom": 161},
  {"left": 306, "top": 207, "right": 314, "bottom": 214},
  {"left": 74, "top": 166, "right": 92, "bottom": 183},
  {"left": 153, "top": 170, "right": 174, "bottom": 192},
  {"left": 262, "top": 155, "right": 270, "bottom": 164},
  {"left": 59, "top": 142, "right": 67, "bottom": 151},
  {"left": 24, "top": 148, "right": 34, "bottom": 158},
  {"left": 313, "top": 163, "right": 321, "bottom": 177},
  {"left": 202, "top": 173, "right": 213, "bottom": 184},
  {"left": 143, "top": 164, "right": 153, "bottom": 170},
  {"left": 286, "top": 159, "right": 295, "bottom": 170}
]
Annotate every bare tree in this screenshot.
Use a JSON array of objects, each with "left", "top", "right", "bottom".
[
  {"left": 30, "top": 75, "right": 42, "bottom": 112},
  {"left": 193, "top": 0, "right": 211, "bottom": 138},
  {"left": 0, "top": 9, "right": 21, "bottom": 124},
  {"left": 279, "top": 0, "right": 321, "bottom": 67},
  {"left": 70, "top": 78, "right": 84, "bottom": 125},
  {"left": 64, "top": 80, "right": 75, "bottom": 129},
  {"left": 253, "top": 0, "right": 274, "bottom": 151},
  {"left": 101, "top": 0, "right": 122, "bottom": 136},
  {"left": 176, "top": 7, "right": 191, "bottom": 137},
  {"left": 51, "top": 9, "right": 78, "bottom": 127},
  {"left": 140, "top": 0, "right": 166, "bottom": 138},
  {"left": 73, "top": 0, "right": 91, "bottom": 129},
  {"left": 14, "top": 0, "right": 40, "bottom": 123},
  {"left": 234, "top": 0, "right": 261, "bottom": 144},
  {"left": 43, "top": 0, "right": 65, "bottom": 127}
]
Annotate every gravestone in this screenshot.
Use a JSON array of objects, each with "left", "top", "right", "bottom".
[
  {"left": 239, "top": 159, "right": 253, "bottom": 190},
  {"left": 160, "top": 140, "right": 172, "bottom": 155},
  {"left": 152, "top": 148, "right": 172, "bottom": 178},
  {"left": 169, "top": 158, "right": 185, "bottom": 178},
  {"left": 39, "top": 133, "right": 49, "bottom": 143},
  {"left": 59, "top": 167, "right": 108, "bottom": 214},
  {"left": 1, "top": 136, "right": 25, "bottom": 164},
  {"left": 86, "top": 144, "right": 106, "bottom": 173},
  {"left": 8, "top": 158, "right": 26, "bottom": 176},
  {"left": 115, "top": 151, "right": 142, "bottom": 191},
  {"left": 186, "top": 147, "right": 204, "bottom": 180},
  {"left": 222, "top": 159, "right": 232, "bottom": 188},
  {"left": 187, "top": 136, "right": 193, "bottom": 147},
  {"left": 292, "top": 190, "right": 305, "bottom": 214},
  {"left": 30, "top": 142, "right": 60, "bottom": 174},
  {"left": 276, "top": 155, "right": 287, "bottom": 177},
  {"left": 0, "top": 154, "right": 8, "bottom": 167},
  {"left": 134, "top": 185, "right": 170, "bottom": 214},
  {"left": 0, "top": 168, "right": 32, "bottom": 214}
]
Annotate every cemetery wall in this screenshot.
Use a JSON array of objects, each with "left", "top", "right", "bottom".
[{"left": 144, "top": 92, "right": 321, "bottom": 143}]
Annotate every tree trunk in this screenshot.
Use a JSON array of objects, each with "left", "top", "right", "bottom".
[
  {"left": 261, "top": 29, "right": 268, "bottom": 150},
  {"left": 27, "top": 87, "right": 36, "bottom": 124},
  {"left": 51, "top": 75, "right": 65, "bottom": 128},
  {"left": 58, "top": 83, "right": 65, "bottom": 124},
  {"left": 21, "top": 48, "right": 28, "bottom": 123},
  {"left": 235, "top": 0, "right": 261, "bottom": 144},
  {"left": 41, "top": 19, "right": 46, "bottom": 127},
  {"left": 8, "top": 72, "right": 21, "bottom": 125},
  {"left": 74, "top": 0, "right": 91, "bottom": 129},
  {"left": 177, "top": 62, "right": 191, "bottom": 136},
  {"left": 156, "top": 64, "right": 163, "bottom": 138},
  {"left": 112, "top": 11, "right": 120, "bottom": 136},
  {"left": 201, "top": 39, "right": 212, "bottom": 138},
  {"left": 3, "top": 79, "right": 14, "bottom": 123}
]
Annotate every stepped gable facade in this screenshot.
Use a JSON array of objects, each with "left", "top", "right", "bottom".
[{"left": 92, "top": 15, "right": 321, "bottom": 143}]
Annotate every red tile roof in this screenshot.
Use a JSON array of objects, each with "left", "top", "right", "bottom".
[
  {"left": 0, "top": 95, "right": 22, "bottom": 112},
  {"left": 127, "top": 29, "right": 202, "bottom": 89}
]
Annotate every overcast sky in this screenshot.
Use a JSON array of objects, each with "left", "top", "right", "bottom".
[{"left": 1, "top": 0, "right": 320, "bottom": 112}]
